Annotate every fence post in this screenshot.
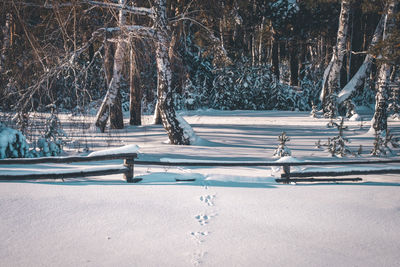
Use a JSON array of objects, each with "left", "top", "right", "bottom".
[
  {"left": 281, "top": 164, "right": 291, "bottom": 184},
  {"left": 124, "top": 157, "right": 135, "bottom": 183}
]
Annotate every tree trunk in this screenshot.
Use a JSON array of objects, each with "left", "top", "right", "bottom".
[
  {"left": 271, "top": 33, "right": 280, "bottom": 81},
  {"left": 129, "top": 40, "right": 141, "bottom": 126},
  {"left": 337, "top": 16, "right": 384, "bottom": 103},
  {"left": 371, "top": 0, "right": 397, "bottom": 134},
  {"left": 154, "top": 0, "right": 196, "bottom": 145},
  {"left": 0, "top": 13, "right": 11, "bottom": 73},
  {"left": 289, "top": 39, "right": 298, "bottom": 86},
  {"left": 104, "top": 39, "right": 114, "bottom": 86},
  {"left": 320, "top": 0, "right": 351, "bottom": 115},
  {"left": 95, "top": 0, "right": 126, "bottom": 132}
]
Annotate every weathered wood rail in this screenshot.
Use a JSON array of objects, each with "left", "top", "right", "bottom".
[
  {"left": 1, "top": 155, "right": 400, "bottom": 184},
  {"left": 0, "top": 153, "right": 139, "bottom": 183},
  {"left": 134, "top": 158, "right": 400, "bottom": 184}
]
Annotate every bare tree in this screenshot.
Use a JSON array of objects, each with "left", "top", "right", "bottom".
[
  {"left": 320, "top": 0, "right": 351, "bottom": 117},
  {"left": 95, "top": 0, "right": 127, "bottom": 132},
  {"left": 89, "top": 0, "right": 196, "bottom": 144},
  {"left": 337, "top": 16, "right": 384, "bottom": 104},
  {"left": 129, "top": 38, "right": 142, "bottom": 126},
  {"left": 371, "top": 0, "right": 398, "bottom": 135}
]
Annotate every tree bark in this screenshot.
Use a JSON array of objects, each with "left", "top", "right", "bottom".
[
  {"left": 95, "top": 0, "right": 126, "bottom": 131},
  {"left": 0, "top": 13, "right": 11, "bottom": 74},
  {"left": 289, "top": 39, "right": 298, "bottom": 86},
  {"left": 153, "top": 0, "right": 196, "bottom": 145},
  {"left": 371, "top": 0, "right": 397, "bottom": 134},
  {"left": 337, "top": 16, "right": 384, "bottom": 103},
  {"left": 271, "top": 33, "right": 280, "bottom": 81},
  {"left": 320, "top": 0, "right": 351, "bottom": 115},
  {"left": 129, "top": 39, "right": 141, "bottom": 126}
]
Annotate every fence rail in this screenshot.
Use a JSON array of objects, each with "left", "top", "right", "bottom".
[
  {"left": 135, "top": 158, "right": 400, "bottom": 183},
  {"left": 0, "top": 153, "right": 139, "bottom": 183},
  {"left": 1, "top": 155, "right": 400, "bottom": 184}
]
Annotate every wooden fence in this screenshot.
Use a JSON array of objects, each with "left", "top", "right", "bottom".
[
  {"left": 135, "top": 158, "right": 400, "bottom": 183},
  {"left": 1, "top": 155, "right": 400, "bottom": 184},
  {"left": 0, "top": 153, "right": 139, "bottom": 183}
]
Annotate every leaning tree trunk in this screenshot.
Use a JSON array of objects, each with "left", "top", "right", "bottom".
[
  {"left": 153, "top": 0, "right": 195, "bottom": 145},
  {"left": 337, "top": 16, "right": 384, "bottom": 104},
  {"left": 320, "top": 0, "right": 351, "bottom": 116},
  {"left": 371, "top": 0, "right": 397, "bottom": 135},
  {"left": 95, "top": 0, "right": 126, "bottom": 132}
]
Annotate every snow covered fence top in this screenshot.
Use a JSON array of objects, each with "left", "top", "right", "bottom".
[
  {"left": 0, "top": 153, "right": 138, "bottom": 165},
  {"left": 134, "top": 156, "right": 400, "bottom": 167},
  {"left": 0, "top": 145, "right": 139, "bottom": 182}
]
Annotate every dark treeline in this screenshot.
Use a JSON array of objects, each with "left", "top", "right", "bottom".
[{"left": 0, "top": 0, "right": 399, "bottom": 145}]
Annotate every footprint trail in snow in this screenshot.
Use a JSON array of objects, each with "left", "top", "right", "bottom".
[{"left": 189, "top": 182, "right": 218, "bottom": 265}]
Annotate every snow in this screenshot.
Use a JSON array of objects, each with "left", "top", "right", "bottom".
[
  {"left": 275, "top": 156, "right": 302, "bottom": 163},
  {"left": 88, "top": 144, "right": 140, "bottom": 157},
  {"left": 0, "top": 125, "right": 29, "bottom": 159},
  {"left": 349, "top": 113, "right": 362, "bottom": 121},
  {"left": 176, "top": 113, "right": 199, "bottom": 145},
  {"left": 1, "top": 110, "right": 400, "bottom": 266},
  {"left": 338, "top": 62, "right": 368, "bottom": 103}
]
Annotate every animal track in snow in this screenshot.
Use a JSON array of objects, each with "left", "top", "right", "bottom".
[
  {"left": 192, "top": 251, "right": 207, "bottom": 266},
  {"left": 190, "top": 231, "right": 209, "bottom": 244},
  {"left": 200, "top": 195, "right": 216, "bottom": 206},
  {"left": 195, "top": 213, "right": 217, "bottom": 226}
]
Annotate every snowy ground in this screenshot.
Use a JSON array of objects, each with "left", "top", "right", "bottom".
[{"left": 1, "top": 110, "right": 400, "bottom": 266}]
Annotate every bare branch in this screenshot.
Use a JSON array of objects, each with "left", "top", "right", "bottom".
[
  {"left": 85, "top": 1, "right": 154, "bottom": 17},
  {"left": 97, "top": 25, "right": 157, "bottom": 39}
]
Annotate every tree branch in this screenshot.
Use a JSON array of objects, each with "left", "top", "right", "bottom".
[{"left": 85, "top": 1, "right": 154, "bottom": 17}]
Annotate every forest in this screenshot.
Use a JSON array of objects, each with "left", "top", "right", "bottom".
[{"left": 0, "top": 0, "right": 399, "bottom": 154}]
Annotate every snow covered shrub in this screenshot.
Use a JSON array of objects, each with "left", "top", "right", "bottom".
[
  {"left": 36, "top": 112, "right": 67, "bottom": 157},
  {"left": 324, "top": 94, "right": 338, "bottom": 119},
  {"left": 321, "top": 118, "right": 352, "bottom": 157},
  {"left": 388, "top": 87, "right": 400, "bottom": 120},
  {"left": 310, "top": 101, "right": 318, "bottom": 118},
  {"left": 273, "top": 132, "right": 292, "bottom": 158},
  {"left": 344, "top": 99, "right": 356, "bottom": 118},
  {"left": 174, "top": 33, "right": 214, "bottom": 111},
  {"left": 299, "top": 63, "right": 323, "bottom": 107},
  {"left": 12, "top": 112, "right": 29, "bottom": 135},
  {"left": 212, "top": 61, "right": 316, "bottom": 111},
  {"left": 212, "top": 62, "right": 277, "bottom": 110},
  {"left": 270, "top": 84, "right": 312, "bottom": 111},
  {"left": 0, "top": 123, "right": 30, "bottom": 159},
  {"left": 371, "top": 129, "right": 399, "bottom": 157}
]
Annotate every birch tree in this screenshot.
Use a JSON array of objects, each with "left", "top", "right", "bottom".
[
  {"left": 320, "top": 0, "right": 351, "bottom": 117},
  {"left": 89, "top": 0, "right": 197, "bottom": 144},
  {"left": 337, "top": 16, "right": 384, "bottom": 104},
  {"left": 95, "top": 0, "right": 127, "bottom": 132},
  {"left": 371, "top": 0, "right": 398, "bottom": 135},
  {"left": 152, "top": 0, "right": 195, "bottom": 144}
]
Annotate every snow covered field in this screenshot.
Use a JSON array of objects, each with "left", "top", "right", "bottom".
[{"left": 1, "top": 110, "right": 400, "bottom": 266}]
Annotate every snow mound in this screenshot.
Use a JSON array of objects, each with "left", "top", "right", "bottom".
[
  {"left": 275, "top": 156, "right": 302, "bottom": 163},
  {"left": 88, "top": 144, "right": 140, "bottom": 157},
  {"left": 349, "top": 113, "right": 361, "bottom": 121},
  {"left": 176, "top": 114, "right": 199, "bottom": 145}
]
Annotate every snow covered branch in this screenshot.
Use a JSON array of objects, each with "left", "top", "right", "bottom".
[{"left": 85, "top": 1, "right": 154, "bottom": 17}]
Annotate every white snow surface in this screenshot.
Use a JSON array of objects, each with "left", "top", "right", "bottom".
[
  {"left": 349, "top": 113, "right": 362, "bottom": 121},
  {"left": 1, "top": 110, "right": 400, "bottom": 267},
  {"left": 88, "top": 144, "right": 139, "bottom": 157}
]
